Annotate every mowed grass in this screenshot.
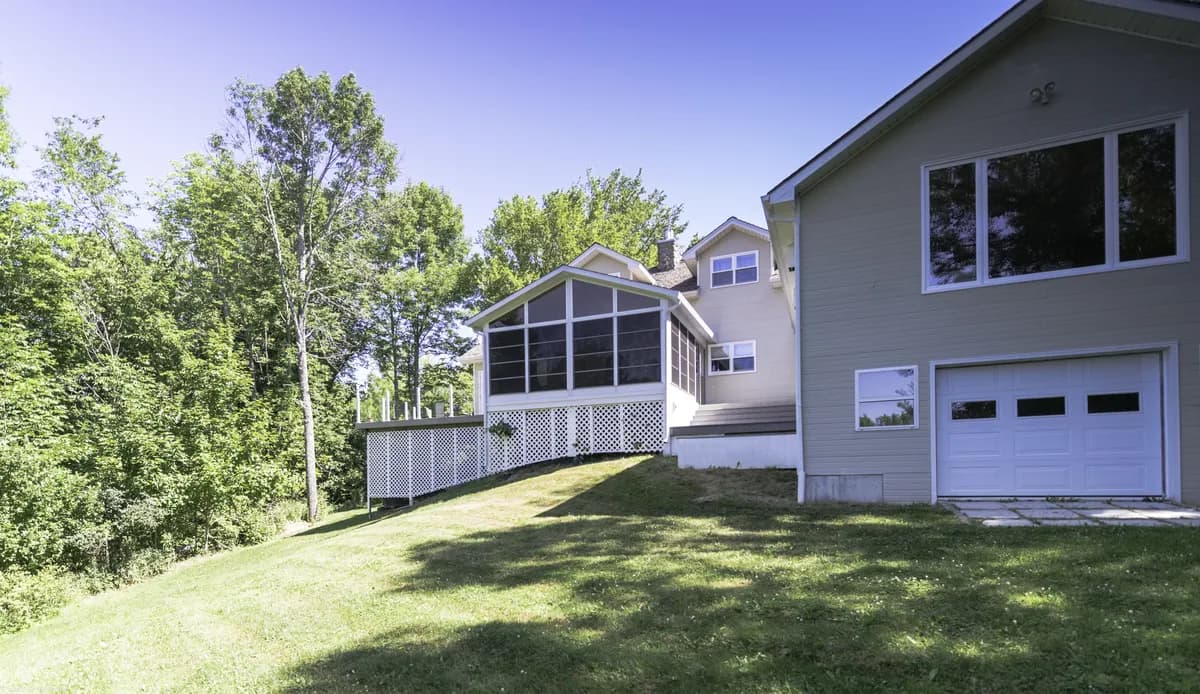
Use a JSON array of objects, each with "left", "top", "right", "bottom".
[{"left": 2, "top": 456, "right": 1199, "bottom": 692}]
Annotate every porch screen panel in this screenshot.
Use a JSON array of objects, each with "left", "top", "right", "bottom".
[{"left": 617, "top": 312, "right": 661, "bottom": 385}]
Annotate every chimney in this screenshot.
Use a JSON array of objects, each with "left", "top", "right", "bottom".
[{"left": 655, "top": 235, "right": 679, "bottom": 272}]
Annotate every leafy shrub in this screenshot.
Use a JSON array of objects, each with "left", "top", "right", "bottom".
[
  {"left": 0, "top": 570, "right": 78, "bottom": 634},
  {"left": 115, "top": 548, "right": 174, "bottom": 585}
]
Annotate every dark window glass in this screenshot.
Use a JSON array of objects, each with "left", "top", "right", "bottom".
[
  {"left": 987, "top": 138, "right": 1105, "bottom": 278},
  {"left": 711, "top": 255, "right": 734, "bottom": 287},
  {"left": 857, "top": 401, "right": 915, "bottom": 428},
  {"left": 686, "top": 333, "right": 698, "bottom": 396},
  {"left": 670, "top": 318, "right": 682, "bottom": 388},
  {"left": 734, "top": 253, "right": 757, "bottom": 284},
  {"left": 928, "top": 163, "right": 977, "bottom": 285},
  {"left": 528, "top": 324, "right": 566, "bottom": 391},
  {"left": 1017, "top": 396, "right": 1066, "bottom": 417},
  {"left": 617, "top": 312, "right": 661, "bottom": 384},
  {"left": 489, "top": 306, "right": 523, "bottom": 328},
  {"left": 572, "top": 317, "right": 613, "bottom": 388},
  {"left": 617, "top": 290, "right": 658, "bottom": 311},
  {"left": 528, "top": 284, "right": 566, "bottom": 323},
  {"left": 1119, "top": 124, "right": 1176, "bottom": 262},
  {"left": 488, "top": 329, "right": 525, "bottom": 394},
  {"left": 1087, "top": 392, "right": 1140, "bottom": 414},
  {"left": 951, "top": 400, "right": 996, "bottom": 420},
  {"left": 572, "top": 281, "right": 612, "bottom": 317}
]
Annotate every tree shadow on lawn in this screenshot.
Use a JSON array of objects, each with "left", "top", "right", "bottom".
[{"left": 280, "top": 459, "right": 1200, "bottom": 692}]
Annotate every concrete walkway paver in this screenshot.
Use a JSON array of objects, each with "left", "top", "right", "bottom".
[{"left": 943, "top": 498, "right": 1200, "bottom": 527}]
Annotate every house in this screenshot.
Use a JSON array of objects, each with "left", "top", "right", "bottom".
[
  {"left": 761, "top": 0, "right": 1200, "bottom": 503},
  {"left": 460, "top": 217, "right": 797, "bottom": 468}
]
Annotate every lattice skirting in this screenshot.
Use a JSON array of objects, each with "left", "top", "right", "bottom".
[{"left": 366, "top": 399, "right": 665, "bottom": 499}]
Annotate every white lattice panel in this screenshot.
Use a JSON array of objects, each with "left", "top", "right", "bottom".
[
  {"left": 623, "top": 400, "right": 666, "bottom": 453},
  {"left": 455, "top": 428, "right": 483, "bottom": 483},
  {"left": 366, "top": 431, "right": 389, "bottom": 496},
  {"left": 592, "top": 404, "right": 623, "bottom": 453},
  {"left": 553, "top": 408, "right": 571, "bottom": 459},
  {"left": 368, "top": 399, "right": 665, "bottom": 503},
  {"left": 391, "top": 431, "right": 412, "bottom": 497},
  {"left": 431, "top": 429, "right": 456, "bottom": 491},
  {"left": 526, "top": 409, "right": 555, "bottom": 464},
  {"left": 486, "top": 410, "right": 525, "bottom": 471},
  {"left": 410, "top": 429, "right": 433, "bottom": 495}
]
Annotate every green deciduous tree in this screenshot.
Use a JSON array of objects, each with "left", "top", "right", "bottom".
[
  {"left": 216, "top": 68, "right": 397, "bottom": 520},
  {"left": 366, "top": 182, "right": 474, "bottom": 411},
  {"left": 478, "top": 169, "right": 686, "bottom": 302}
]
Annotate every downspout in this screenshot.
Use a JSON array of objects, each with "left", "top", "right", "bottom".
[{"left": 792, "top": 210, "right": 806, "bottom": 503}]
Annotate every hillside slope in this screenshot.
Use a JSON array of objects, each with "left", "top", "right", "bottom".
[{"left": 1, "top": 456, "right": 1198, "bottom": 693}]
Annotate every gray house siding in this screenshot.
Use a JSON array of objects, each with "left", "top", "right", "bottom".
[
  {"left": 691, "top": 231, "right": 796, "bottom": 406},
  {"left": 794, "top": 19, "right": 1200, "bottom": 503}
]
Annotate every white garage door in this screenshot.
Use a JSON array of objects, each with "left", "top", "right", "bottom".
[{"left": 936, "top": 353, "right": 1162, "bottom": 497}]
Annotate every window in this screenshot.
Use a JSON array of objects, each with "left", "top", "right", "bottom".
[
  {"left": 617, "top": 312, "right": 660, "bottom": 384},
  {"left": 670, "top": 316, "right": 700, "bottom": 397},
  {"left": 951, "top": 400, "right": 996, "bottom": 420},
  {"left": 1016, "top": 396, "right": 1066, "bottom": 417},
  {"left": 1087, "top": 392, "right": 1140, "bottom": 414},
  {"left": 711, "top": 251, "right": 758, "bottom": 287},
  {"left": 923, "top": 117, "right": 1186, "bottom": 291},
  {"left": 487, "top": 329, "right": 525, "bottom": 394},
  {"left": 855, "top": 366, "right": 917, "bottom": 430},
  {"left": 709, "top": 341, "right": 755, "bottom": 375},
  {"left": 527, "top": 324, "right": 566, "bottom": 391},
  {"left": 486, "top": 279, "right": 663, "bottom": 395},
  {"left": 573, "top": 318, "right": 614, "bottom": 388}
]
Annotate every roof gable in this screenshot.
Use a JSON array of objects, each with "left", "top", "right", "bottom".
[
  {"left": 568, "top": 243, "right": 655, "bottom": 283},
  {"left": 682, "top": 217, "right": 770, "bottom": 261},
  {"left": 764, "top": 0, "right": 1200, "bottom": 205},
  {"left": 466, "top": 265, "right": 678, "bottom": 330}
]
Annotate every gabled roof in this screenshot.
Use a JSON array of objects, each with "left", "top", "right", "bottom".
[
  {"left": 465, "top": 264, "right": 714, "bottom": 339},
  {"left": 681, "top": 216, "right": 770, "bottom": 261},
  {"left": 569, "top": 243, "right": 656, "bottom": 283},
  {"left": 763, "top": 0, "right": 1200, "bottom": 206}
]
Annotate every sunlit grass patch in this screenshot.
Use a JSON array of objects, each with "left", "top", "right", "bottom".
[{"left": 2, "top": 455, "right": 1198, "bottom": 693}]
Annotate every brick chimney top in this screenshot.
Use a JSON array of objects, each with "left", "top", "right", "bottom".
[{"left": 654, "top": 236, "right": 679, "bottom": 272}]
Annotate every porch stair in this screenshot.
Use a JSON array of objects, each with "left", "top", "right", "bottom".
[{"left": 670, "top": 402, "right": 796, "bottom": 438}]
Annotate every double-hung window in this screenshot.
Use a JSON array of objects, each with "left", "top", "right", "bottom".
[
  {"left": 923, "top": 116, "right": 1187, "bottom": 291},
  {"left": 855, "top": 366, "right": 917, "bottom": 430},
  {"left": 711, "top": 251, "right": 758, "bottom": 287},
  {"left": 708, "top": 341, "right": 755, "bottom": 375}
]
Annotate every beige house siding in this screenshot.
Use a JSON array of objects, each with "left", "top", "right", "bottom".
[
  {"left": 793, "top": 20, "right": 1200, "bottom": 503},
  {"left": 576, "top": 254, "right": 630, "bottom": 278},
  {"left": 691, "top": 231, "right": 796, "bottom": 405}
]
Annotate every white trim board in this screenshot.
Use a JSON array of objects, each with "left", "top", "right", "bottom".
[{"left": 927, "top": 342, "right": 1182, "bottom": 504}]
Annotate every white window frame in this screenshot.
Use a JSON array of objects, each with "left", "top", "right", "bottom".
[
  {"left": 710, "top": 250, "right": 759, "bottom": 288},
  {"left": 920, "top": 113, "right": 1190, "bottom": 294},
  {"left": 708, "top": 340, "right": 756, "bottom": 376},
  {"left": 854, "top": 365, "right": 919, "bottom": 431},
  {"left": 484, "top": 279, "right": 662, "bottom": 395}
]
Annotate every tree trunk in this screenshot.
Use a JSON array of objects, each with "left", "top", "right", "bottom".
[{"left": 296, "top": 310, "right": 320, "bottom": 521}]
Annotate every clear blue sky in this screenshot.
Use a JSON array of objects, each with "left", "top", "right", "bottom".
[{"left": 1, "top": 0, "right": 1012, "bottom": 238}]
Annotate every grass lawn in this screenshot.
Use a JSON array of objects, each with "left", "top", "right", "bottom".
[{"left": 2, "top": 455, "right": 1199, "bottom": 692}]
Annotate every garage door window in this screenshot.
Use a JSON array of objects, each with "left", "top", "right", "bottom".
[
  {"left": 1016, "top": 396, "right": 1066, "bottom": 417},
  {"left": 855, "top": 366, "right": 918, "bottom": 430},
  {"left": 1088, "top": 392, "right": 1140, "bottom": 414},
  {"left": 951, "top": 400, "right": 996, "bottom": 420}
]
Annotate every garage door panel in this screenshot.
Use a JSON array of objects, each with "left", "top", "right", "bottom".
[
  {"left": 1013, "top": 465, "right": 1072, "bottom": 492},
  {"left": 1013, "top": 429, "right": 1071, "bottom": 455},
  {"left": 945, "top": 431, "right": 1003, "bottom": 456},
  {"left": 1083, "top": 425, "right": 1148, "bottom": 453},
  {"left": 937, "top": 353, "right": 1163, "bottom": 497}
]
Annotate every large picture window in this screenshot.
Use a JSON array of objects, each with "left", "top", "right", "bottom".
[
  {"left": 486, "top": 279, "right": 663, "bottom": 395},
  {"left": 855, "top": 366, "right": 917, "bottom": 430},
  {"left": 923, "top": 117, "right": 1187, "bottom": 291}
]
